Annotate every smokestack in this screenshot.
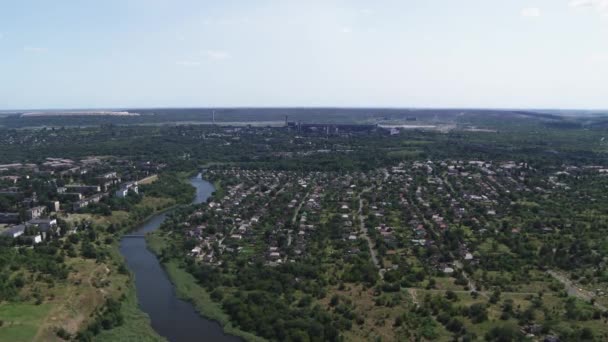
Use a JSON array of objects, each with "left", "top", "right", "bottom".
[{"left": 212, "top": 110, "right": 216, "bottom": 125}]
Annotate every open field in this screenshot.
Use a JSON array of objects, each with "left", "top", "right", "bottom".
[
  {"left": 0, "top": 303, "right": 52, "bottom": 342},
  {"left": 138, "top": 175, "right": 159, "bottom": 185},
  {"left": 0, "top": 192, "right": 181, "bottom": 341}
]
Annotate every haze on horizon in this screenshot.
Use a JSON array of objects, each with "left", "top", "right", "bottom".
[{"left": 1, "top": 0, "right": 607, "bottom": 110}]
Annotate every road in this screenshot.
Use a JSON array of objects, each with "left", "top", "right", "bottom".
[
  {"left": 288, "top": 190, "right": 310, "bottom": 246},
  {"left": 453, "top": 261, "right": 487, "bottom": 298},
  {"left": 358, "top": 186, "right": 384, "bottom": 279},
  {"left": 548, "top": 270, "right": 607, "bottom": 311}
]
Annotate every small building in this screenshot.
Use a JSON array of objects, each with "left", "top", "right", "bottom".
[
  {"left": 28, "top": 206, "right": 46, "bottom": 220},
  {"left": 27, "top": 218, "right": 58, "bottom": 234},
  {"left": 269, "top": 252, "right": 281, "bottom": 260},
  {"left": 2, "top": 225, "right": 25, "bottom": 238},
  {"left": 115, "top": 182, "right": 139, "bottom": 198},
  {"left": 0, "top": 212, "right": 20, "bottom": 224},
  {"left": 64, "top": 185, "right": 101, "bottom": 195},
  {"left": 50, "top": 201, "right": 61, "bottom": 212}
]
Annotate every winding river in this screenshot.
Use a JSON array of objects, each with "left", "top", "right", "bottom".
[{"left": 119, "top": 174, "right": 240, "bottom": 342}]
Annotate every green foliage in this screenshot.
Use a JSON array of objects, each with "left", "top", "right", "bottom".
[{"left": 140, "top": 173, "right": 195, "bottom": 205}]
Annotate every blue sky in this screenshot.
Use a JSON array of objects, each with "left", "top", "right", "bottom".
[{"left": 1, "top": 0, "right": 607, "bottom": 109}]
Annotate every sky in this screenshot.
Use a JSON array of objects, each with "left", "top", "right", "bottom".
[{"left": 1, "top": 0, "right": 607, "bottom": 110}]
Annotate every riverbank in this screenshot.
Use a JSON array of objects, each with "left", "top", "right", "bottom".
[
  {"left": 51, "top": 178, "right": 191, "bottom": 341},
  {"left": 70, "top": 200, "right": 178, "bottom": 342},
  {"left": 94, "top": 283, "right": 165, "bottom": 342},
  {"left": 146, "top": 232, "right": 266, "bottom": 342}
]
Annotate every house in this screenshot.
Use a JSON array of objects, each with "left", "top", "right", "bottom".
[
  {"left": 269, "top": 252, "right": 281, "bottom": 260},
  {"left": 28, "top": 206, "right": 46, "bottom": 220},
  {"left": 115, "top": 182, "right": 139, "bottom": 198},
  {"left": 23, "top": 234, "right": 43, "bottom": 244},
  {"left": 73, "top": 193, "right": 105, "bottom": 211},
  {"left": 27, "top": 218, "right": 58, "bottom": 234},
  {"left": 99, "top": 172, "right": 118, "bottom": 179},
  {"left": 0, "top": 176, "right": 19, "bottom": 184},
  {"left": 0, "top": 212, "right": 20, "bottom": 224},
  {"left": 64, "top": 185, "right": 101, "bottom": 195},
  {"left": 98, "top": 172, "right": 121, "bottom": 190},
  {"left": 50, "top": 201, "right": 60, "bottom": 212},
  {"left": 2, "top": 225, "right": 25, "bottom": 238}
]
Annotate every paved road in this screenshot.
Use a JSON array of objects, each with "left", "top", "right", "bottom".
[{"left": 548, "top": 270, "right": 607, "bottom": 311}]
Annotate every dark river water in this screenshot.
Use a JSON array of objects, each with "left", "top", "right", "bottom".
[{"left": 120, "top": 174, "right": 240, "bottom": 342}]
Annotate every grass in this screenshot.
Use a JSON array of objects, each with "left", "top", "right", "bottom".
[
  {"left": 95, "top": 285, "right": 165, "bottom": 342},
  {"left": 40, "top": 194, "right": 180, "bottom": 341},
  {"left": 95, "top": 240, "right": 166, "bottom": 342},
  {"left": 0, "top": 252, "right": 123, "bottom": 341},
  {"left": 147, "top": 233, "right": 266, "bottom": 342},
  {"left": 213, "top": 180, "right": 225, "bottom": 199},
  {"left": 63, "top": 211, "right": 130, "bottom": 228},
  {"left": 138, "top": 175, "right": 159, "bottom": 185},
  {"left": 478, "top": 238, "right": 512, "bottom": 254},
  {"left": 320, "top": 284, "right": 452, "bottom": 342},
  {"left": 0, "top": 174, "right": 194, "bottom": 341},
  {"left": 0, "top": 303, "right": 52, "bottom": 342},
  {"left": 138, "top": 196, "right": 175, "bottom": 212},
  {"left": 63, "top": 196, "right": 175, "bottom": 229},
  {"left": 387, "top": 149, "right": 423, "bottom": 158}
]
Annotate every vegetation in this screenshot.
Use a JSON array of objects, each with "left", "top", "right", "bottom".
[{"left": 4, "top": 111, "right": 608, "bottom": 341}]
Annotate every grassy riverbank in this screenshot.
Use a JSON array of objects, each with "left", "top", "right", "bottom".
[
  {"left": 57, "top": 197, "right": 173, "bottom": 342},
  {"left": 213, "top": 180, "right": 224, "bottom": 199},
  {"left": 0, "top": 205, "right": 168, "bottom": 342},
  {"left": 95, "top": 284, "right": 165, "bottom": 342},
  {"left": 147, "top": 233, "right": 266, "bottom": 342}
]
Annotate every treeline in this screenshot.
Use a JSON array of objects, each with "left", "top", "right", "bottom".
[
  {"left": 57, "top": 298, "right": 125, "bottom": 341},
  {"left": 140, "top": 173, "right": 195, "bottom": 205},
  {"left": 184, "top": 259, "right": 346, "bottom": 341},
  {"left": 0, "top": 237, "right": 70, "bottom": 302}
]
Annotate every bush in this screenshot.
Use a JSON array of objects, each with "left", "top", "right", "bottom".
[{"left": 56, "top": 327, "right": 71, "bottom": 340}]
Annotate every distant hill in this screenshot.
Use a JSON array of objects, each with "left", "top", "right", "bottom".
[{"left": 1, "top": 107, "right": 607, "bottom": 130}]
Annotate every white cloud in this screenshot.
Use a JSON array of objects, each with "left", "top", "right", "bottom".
[
  {"left": 23, "top": 46, "right": 48, "bottom": 53},
  {"left": 521, "top": 7, "right": 542, "bottom": 17},
  {"left": 340, "top": 26, "right": 353, "bottom": 34},
  {"left": 176, "top": 60, "right": 201, "bottom": 67},
  {"left": 569, "top": 0, "right": 608, "bottom": 14},
  {"left": 589, "top": 53, "right": 608, "bottom": 62},
  {"left": 201, "top": 50, "right": 231, "bottom": 60},
  {"left": 177, "top": 50, "right": 230, "bottom": 66}
]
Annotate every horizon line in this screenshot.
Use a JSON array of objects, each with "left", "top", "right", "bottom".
[{"left": 1, "top": 106, "right": 607, "bottom": 113}]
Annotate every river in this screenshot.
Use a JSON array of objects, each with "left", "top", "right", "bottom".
[{"left": 119, "top": 173, "right": 240, "bottom": 342}]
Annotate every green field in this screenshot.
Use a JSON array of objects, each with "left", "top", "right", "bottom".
[{"left": 0, "top": 303, "right": 52, "bottom": 342}]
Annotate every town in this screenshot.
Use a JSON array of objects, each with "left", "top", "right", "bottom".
[
  {"left": 0, "top": 157, "right": 166, "bottom": 243},
  {"left": 154, "top": 158, "right": 608, "bottom": 341},
  {"left": 2, "top": 121, "right": 608, "bottom": 342}
]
